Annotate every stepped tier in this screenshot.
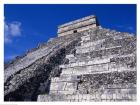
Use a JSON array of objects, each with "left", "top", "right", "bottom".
[
  {"left": 76, "top": 46, "right": 135, "bottom": 60},
  {"left": 38, "top": 91, "right": 136, "bottom": 102},
  {"left": 39, "top": 27, "right": 136, "bottom": 101},
  {"left": 76, "top": 37, "right": 135, "bottom": 54},
  {"left": 4, "top": 33, "right": 82, "bottom": 98},
  {"left": 4, "top": 26, "right": 136, "bottom": 101},
  {"left": 38, "top": 71, "right": 136, "bottom": 101},
  {"left": 4, "top": 34, "right": 81, "bottom": 82}
]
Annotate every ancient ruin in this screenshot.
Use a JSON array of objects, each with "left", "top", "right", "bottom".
[
  {"left": 4, "top": 15, "right": 136, "bottom": 101},
  {"left": 58, "top": 15, "right": 99, "bottom": 36}
]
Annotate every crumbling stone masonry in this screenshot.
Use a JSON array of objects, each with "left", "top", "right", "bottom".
[
  {"left": 38, "top": 15, "right": 136, "bottom": 101},
  {"left": 4, "top": 15, "right": 136, "bottom": 101},
  {"left": 58, "top": 15, "right": 99, "bottom": 37}
]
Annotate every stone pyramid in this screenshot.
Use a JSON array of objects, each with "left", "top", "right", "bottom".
[{"left": 4, "top": 15, "right": 136, "bottom": 101}]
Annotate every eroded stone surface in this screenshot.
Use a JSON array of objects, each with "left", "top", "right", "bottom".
[
  {"left": 37, "top": 27, "right": 136, "bottom": 101},
  {"left": 4, "top": 15, "right": 136, "bottom": 101}
]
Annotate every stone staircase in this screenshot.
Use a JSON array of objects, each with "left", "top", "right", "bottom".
[
  {"left": 4, "top": 32, "right": 82, "bottom": 100},
  {"left": 37, "top": 28, "right": 136, "bottom": 101}
]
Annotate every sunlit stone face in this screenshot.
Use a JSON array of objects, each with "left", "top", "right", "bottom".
[{"left": 58, "top": 15, "right": 98, "bottom": 37}]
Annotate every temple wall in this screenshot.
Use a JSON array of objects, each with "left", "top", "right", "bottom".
[
  {"left": 58, "top": 24, "right": 96, "bottom": 37},
  {"left": 58, "top": 15, "right": 98, "bottom": 37}
]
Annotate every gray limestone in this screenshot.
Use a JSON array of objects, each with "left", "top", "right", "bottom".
[
  {"left": 58, "top": 15, "right": 98, "bottom": 36},
  {"left": 4, "top": 15, "right": 136, "bottom": 101}
]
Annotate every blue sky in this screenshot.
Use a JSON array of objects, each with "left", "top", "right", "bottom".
[{"left": 4, "top": 4, "right": 136, "bottom": 62}]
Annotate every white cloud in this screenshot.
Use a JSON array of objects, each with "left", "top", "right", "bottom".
[
  {"left": 127, "top": 26, "right": 134, "bottom": 31},
  {"left": 10, "top": 22, "right": 21, "bottom": 36},
  {"left": 116, "top": 25, "right": 135, "bottom": 32},
  {"left": 5, "top": 54, "right": 18, "bottom": 61},
  {"left": 4, "top": 21, "right": 22, "bottom": 44},
  {"left": 4, "top": 36, "right": 12, "bottom": 44}
]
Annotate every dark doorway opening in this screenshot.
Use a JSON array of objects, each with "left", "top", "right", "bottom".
[{"left": 73, "top": 30, "right": 77, "bottom": 33}]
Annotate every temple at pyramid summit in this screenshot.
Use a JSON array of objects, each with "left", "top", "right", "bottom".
[
  {"left": 4, "top": 15, "right": 136, "bottom": 101},
  {"left": 58, "top": 15, "right": 99, "bottom": 36}
]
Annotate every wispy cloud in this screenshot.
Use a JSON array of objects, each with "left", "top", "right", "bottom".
[
  {"left": 127, "top": 26, "right": 134, "bottom": 31},
  {"left": 116, "top": 25, "right": 135, "bottom": 33},
  {"left": 5, "top": 54, "right": 18, "bottom": 61},
  {"left": 4, "top": 21, "right": 22, "bottom": 44}
]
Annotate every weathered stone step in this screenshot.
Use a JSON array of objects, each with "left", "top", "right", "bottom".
[
  {"left": 74, "top": 53, "right": 135, "bottom": 63},
  {"left": 87, "top": 29, "right": 133, "bottom": 42},
  {"left": 61, "top": 64, "right": 135, "bottom": 75},
  {"left": 51, "top": 75, "right": 79, "bottom": 83},
  {"left": 60, "top": 54, "right": 135, "bottom": 69},
  {"left": 49, "top": 81, "right": 77, "bottom": 95},
  {"left": 65, "top": 54, "right": 76, "bottom": 63},
  {"left": 49, "top": 90, "right": 76, "bottom": 95},
  {"left": 76, "top": 45, "right": 122, "bottom": 54},
  {"left": 76, "top": 45, "right": 134, "bottom": 59},
  {"left": 37, "top": 90, "right": 136, "bottom": 101},
  {"left": 60, "top": 57, "right": 110, "bottom": 68},
  {"left": 81, "top": 34, "right": 91, "bottom": 41},
  {"left": 50, "top": 82, "right": 77, "bottom": 90},
  {"left": 80, "top": 38, "right": 105, "bottom": 48},
  {"left": 77, "top": 36, "right": 135, "bottom": 53}
]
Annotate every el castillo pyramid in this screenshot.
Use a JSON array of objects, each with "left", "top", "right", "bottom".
[{"left": 4, "top": 15, "right": 136, "bottom": 101}]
